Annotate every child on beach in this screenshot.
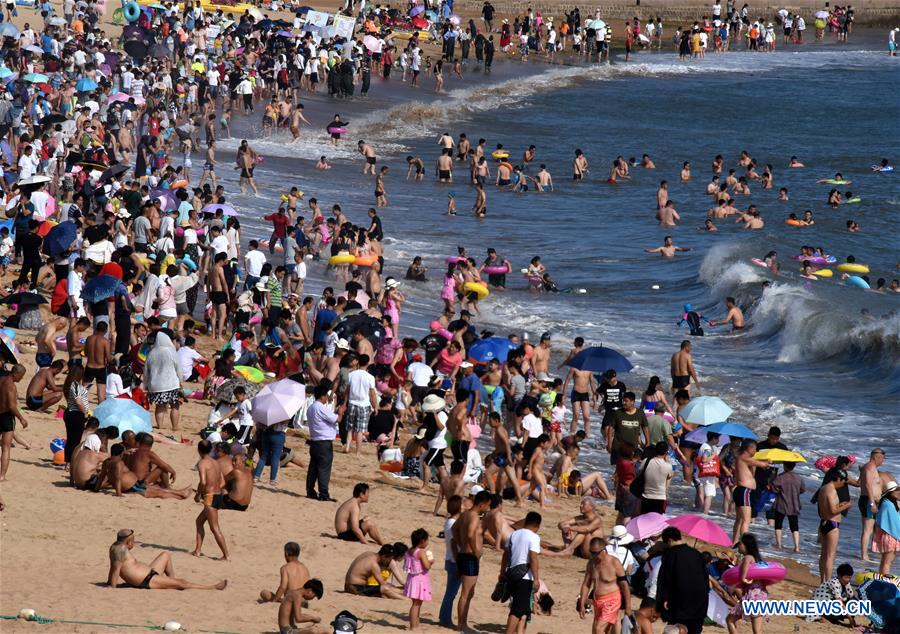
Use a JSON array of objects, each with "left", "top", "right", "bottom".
[
  {"left": 259, "top": 542, "right": 324, "bottom": 634},
  {"left": 403, "top": 528, "right": 433, "bottom": 630}
]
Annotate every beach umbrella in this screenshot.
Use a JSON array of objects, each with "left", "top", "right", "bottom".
[
  {"left": 666, "top": 514, "right": 731, "bottom": 547},
  {"left": 124, "top": 39, "right": 148, "bottom": 60},
  {"left": 214, "top": 377, "right": 261, "bottom": 404},
  {"left": 588, "top": 18, "right": 606, "bottom": 29},
  {"left": 564, "top": 345, "right": 633, "bottom": 374},
  {"left": 678, "top": 396, "right": 733, "bottom": 426},
  {"left": 685, "top": 426, "right": 730, "bottom": 446},
  {"left": 48, "top": 16, "right": 67, "bottom": 26},
  {"left": 0, "top": 67, "right": 13, "bottom": 79},
  {"left": 23, "top": 73, "right": 49, "bottom": 83},
  {"left": 42, "top": 221, "right": 78, "bottom": 258},
  {"left": 149, "top": 43, "right": 171, "bottom": 59},
  {"left": 0, "top": 23, "right": 20, "bottom": 37},
  {"left": 37, "top": 220, "right": 57, "bottom": 238},
  {"left": 201, "top": 203, "right": 237, "bottom": 216},
  {"left": 703, "top": 421, "right": 756, "bottom": 440},
  {"left": 814, "top": 10, "right": 829, "bottom": 18},
  {"left": 467, "top": 336, "right": 517, "bottom": 364},
  {"left": 275, "top": 29, "right": 294, "bottom": 37},
  {"left": 100, "top": 164, "right": 128, "bottom": 181},
  {"left": 23, "top": 44, "right": 44, "bottom": 55},
  {"left": 858, "top": 578, "right": 900, "bottom": 630},
  {"left": 754, "top": 448, "right": 806, "bottom": 463},
  {"left": 409, "top": 4, "right": 424, "bottom": 16},
  {"left": 334, "top": 314, "right": 385, "bottom": 347},
  {"left": 0, "top": 291, "right": 47, "bottom": 307},
  {"left": 41, "top": 113, "right": 67, "bottom": 129},
  {"left": 99, "top": 262, "right": 123, "bottom": 280},
  {"left": 251, "top": 379, "right": 306, "bottom": 426},
  {"left": 76, "top": 77, "right": 98, "bottom": 92},
  {"left": 107, "top": 91, "right": 135, "bottom": 105},
  {"left": 625, "top": 512, "right": 670, "bottom": 540},
  {"left": 0, "top": 329, "right": 18, "bottom": 363},
  {"left": 449, "top": 14, "right": 461, "bottom": 25},
  {"left": 814, "top": 454, "right": 857, "bottom": 473},
  {"left": 18, "top": 174, "right": 52, "bottom": 187},
  {"left": 94, "top": 397, "right": 152, "bottom": 437},
  {"left": 81, "top": 274, "right": 121, "bottom": 303},
  {"left": 150, "top": 188, "right": 176, "bottom": 210},
  {"left": 362, "top": 34, "right": 380, "bottom": 52}
]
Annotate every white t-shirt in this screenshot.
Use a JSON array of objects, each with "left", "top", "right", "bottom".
[
  {"left": 106, "top": 372, "right": 128, "bottom": 397},
  {"left": 177, "top": 346, "right": 202, "bottom": 380},
  {"left": 347, "top": 369, "right": 376, "bottom": 407},
  {"left": 407, "top": 361, "right": 433, "bottom": 387},
  {"left": 211, "top": 235, "right": 229, "bottom": 255},
  {"left": 245, "top": 249, "right": 267, "bottom": 276},
  {"left": 443, "top": 516, "right": 457, "bottom": 562},
  {"left": 643, "top": 457, "right": 673, "bottom": 500},
  {"left": 506, "top": 528, "right": 541, "bottom": 581},
  {"left": 82, "top": 433, "right": 102, "bottom": 452},
  {"left": 521, "top": 413, "right": 543, "bottom": 440},
  {"left": 427, "top": 411, "right": 449, "bottom": 450}
]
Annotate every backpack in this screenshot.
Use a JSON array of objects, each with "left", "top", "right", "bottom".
[{"left": 629, "top": 458, "right": 650, "bottom": 498}]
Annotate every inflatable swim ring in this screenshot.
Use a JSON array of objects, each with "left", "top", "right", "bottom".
[
  {"left": 750, "top": 258, "right": 769, "bottom": 268},
  {"left": 463, "top": 282, "right": 489, "bottom": 300},
  {"left": 327, "top": 126, "right": 348, "bottom": 135},
  {"left": 854, "top": 571, "right": 900, "bottom": 589},
  {"left": 437, "top": 328, "right": 452, "bottom": 341},
  {"left": 498, "top": 161, "right": 513, "bottom": 172},
  {"left": 491, "top": 150, "right": 509, "bottom": 160},
  {"left": 234, "top": 365, "right": 265, "bottom": 383},
  {"left": 822, "top": 179, "right": 850, "bottom": 185},
  {"left": 721, "top": 561, "right": 787, "bottom": 588},
  {"left": 836, "top": 263, "right": 869, "bottom": 274},
  {"left": 845, "top": 275, "right": 870, "bottom": 289},
  {"left": 812, "top": 269, "right": 833, "bottom": 278},
  {"left": 483, "top": 264, "right": 510, "bottom": 275},
  {"left": 329, "top": 253, "right": 355, "bottom": 266},
  {"left": 845, "top": 197, "right": 861, "bottom": 204},
  {"left": 259, "top": 240, "right": 284, "bottom": 252},
  {"left": 785, "top": 219, "right": 804, "bottom": 227},
  {"left": 123, "top": 1, "right": 140, "bottom": 22},
  {"left": 171, "top": 180, "right": 188, "bottom": 189},
  {"left": 176, "top": 255, "right": 197, "bottom": 272},
  {"left": 445, "top": 256, "right": 467, "bottom": 265},
  {"left": 354, "top": 254, "right": 378, "bottom": 267},
  {"left": 792, "top": 255, "right": 836, "bottom": 266},
  {"left": 379, "top": 461, "right": 403, "bottom": 473},
  {"left": 525, "top": 274, "right": 543, "bottom": 284}
]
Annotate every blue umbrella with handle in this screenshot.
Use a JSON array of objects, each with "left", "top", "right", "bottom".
[
  {"left": 564, "top": 345, "right": 634, "bottom": 374},
  {"left": 703, "top": 421, "right": 756, "bottom": 439},
  {"left": 94, "top": 398, "right": 152, "bottom": 437},
  {"left": 81, "top": 275, "right": 123, "bottom": 303},
  {"left": 467, "top": 337, "right": 517, "bottom": 364},
  {"left": 678, "top": 396, "right": 734, "bottom": 425},
  {"left": 42, "top": 221, "right": 77, "bottom": 258}
]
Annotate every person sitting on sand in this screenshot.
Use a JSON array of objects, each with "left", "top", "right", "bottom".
[
  {"left": 24, "top": 359, "right": 65, "bottom": 411},
  {"left": 107, "top": 528, "right": 226, "bottom": 591},
  {"left": 70, "top": 443, "right": 108, "bottom": 490},
  {"left": 96, "top": 443, "right": 193, "bottom": 499},
  {"left": 259, "top": 541, "right": 325, "bottom": 634},
  {"left": 194, "top": 449, "right": 254, "bottom": 561},
  {"left": 546, "top": 498, "right": 607, "bottom": 558},
  {"left": 124, "top": 432, "right": 177, "bottom": 488},
  {"left": 434, "top": 459, "right": 467, "bottom": 516},
  {"left": 344, "top": 545, "right": 405, "bottom": 599},
  {"left": 335, "top": 482, "right": 384, "bottom": 544},
  {"left": 483, "top": 494, "right": 525, "bottom": 550}
]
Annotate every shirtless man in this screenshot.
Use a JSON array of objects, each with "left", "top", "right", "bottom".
[
  {"left": 125, "top": 432, "right": 176, "bottom": 488},
  {"left": 209, "top": 253, "right": 230, "bottom": 340},
  {"left": 447, "top": 388, "right": 472, "bottom": 464},
  {"left": 437, "top": 149, "right": 454, "bottom": 183},
  {"left": 531, "top": 332, "right": 552, "bottom": 378},
  {"left": 344, "top": 546, "right": 404, "bottom": 599},
  {"left": 859, "top": 448, "right": 886, "bottom": 562},
  {"left": 85, "top": 322, "right": 112, "bottom": 402},
  {"left": 472, "top": 182, "right": 487, "bottom": 217},
  {"left": 71, "top": 445, "right": 107, "bottom": 490},
  {"left": 817, "top": 469, "right": 852, "bottom": 582},
  {"left": 194, "top": 451, "right": 254, "bottom": 560},
  {"left": 670, "top": 340, "right": 700, "bottom": 397},
  {"left": 335, "top": 482, "right": 383, "bottom": 545},
  {"left": 656, "top": 201, "right": 681, "bottom": 227},
  {"left": 579, "top": 537, "right": 632, "bottom": 633},
  {"left": 656, "top": 180, "right": 668, "bottom": 209},
  {"left": 435, "top": 460, "right": 467, "bottom": 515},
  {"left": 496, "top": 161, "right": 512, "bottom": 186},
  {"left": 548, "top": 498, "right": 606, "bottom": 558},
  {"left": 573, "top": 149, "right": 589, "bottom": 180},
  {"left": 118, "top": 120, "right": 135, "bottom": 164},
  {"left": 487, "top": 412, "right": 524, "bottom": 506},
  {"left": 199, "top": 140, "right": 220, "bottom": 189},
  {"left": 35, "top": 317, "right": 66, "bottom": 368},
  {"left": 214, "top": 442, "right": 235, "bottom": 477},
  {"left": 731, "top": 439, "right": 771, "bottom": 544},
  {"left": 709, "top": 297, "right": 746, "bottom": 331},
  {"left": 66, "top": 317, "right": 91, "bottom": 359},
  {"left": 525, "top": 435, "right": 551, "bottom": 508},
  {"left": 25, "top": 359, "right": 64, "bottom": 411},
  {"left": 194, "top": 438, "right": 225, "bottom": 503},
  {"left": 535, "top": 164, "right": 554, "bottom": 191},
  {"left": 563, "top": 365, "right": 596, "bottom": 436},
  {"left": 483, "top": 494, "right": 523, "bottom": 550},
  {"left": 0, "top": 364, "right": 26, "bottom": 482},
  {"left": 452, "top": 489, "right": 491, "bottom": 631},
  {"left": 358, "top": 140, "right": 377, "bottom": 176},
  {"left": 741, "top": 206, "right": 765, "bottom": 230},
  {"left": 645, "top": 236, "right": 691, "bottom": 259},
  {"left": 108, "top": 529, "right": 226, "bottom": 590},
  {"left": 98, "top": 443, "right": 192, "bottom": 499}
]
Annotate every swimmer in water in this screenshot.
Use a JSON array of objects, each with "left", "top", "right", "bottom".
[
  {"left": 677, "top": 304, "right": 711, "bottom": 336},
  {"left": 641, "top": 154, "right": 656, "bottom": 169},
  {"left": 778, "top": 187, "right": 789, "bottom": 201},
  {"left": 447, "top": 192, "right": 457, "bottom": 216},
  {"left": 572, "top": 149, "right": 589, "bottom": 180},
  {"left": 535, "top": 165, "right": 554, "bottom": 192},
  {"left": 657, "top": 201, "right": 680, "bottom": 227},
  {"left": 846, "top": 220, "right": 860, "bottom": 233},
  {"left": 710, "top": 297, "right": 746, "bottom": 330},
  {"left": 644, "top": 236, "right": 691, "bottom": 258},
  {"left": 704, "top": 219, "right": 718, "bottom": 232},
  {"left": 680, "top": 161, "right": 691, "bottom": 182},
  {"left": 817, "top": 172, "right": 851, "bottom": 184},
  {"left": 871, "top": 158, "right": 892, "bottom": 172},
  {"left": 406, "top": 155, "right": 425, "bottom": 181},
  {"left": 788, "top": 156, "right": 805, "bottom": 168},
  {"left": 315, "top": 156, "right": 332, "bottom": 170}
]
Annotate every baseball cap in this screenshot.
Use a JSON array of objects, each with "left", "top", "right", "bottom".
[
  {"left": 469, "top": 485, "right": 485, "bottom": 496},
  {"left": 460, "top": 361, "right": 474, "bottom": 369}
]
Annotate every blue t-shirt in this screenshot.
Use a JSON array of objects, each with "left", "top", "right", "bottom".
[
  {"left": 314, "top": 308, "right": 337, "bottom": 344},
  {"left": 459, "top": 373, "right": 483, "bottom": 415},
  {"left": 176, "top": 200, "right": 192, "bottom": 226}
]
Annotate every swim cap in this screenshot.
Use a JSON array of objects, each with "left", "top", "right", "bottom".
[{"left": 683, "top": 304, "right": 692, "bottom": 312}]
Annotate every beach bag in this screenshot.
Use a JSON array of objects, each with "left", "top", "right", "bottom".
[
  {"left": 331, "top": 610, "right": 360, "bottom": 633},
  {"left": 695, "top": 454, "right": 721, "bottom": 478},
  {"left": 755, "top": 488, "right": 776, "bottom": 513}
]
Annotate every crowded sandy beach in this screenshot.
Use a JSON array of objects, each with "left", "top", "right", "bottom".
[{"left": 0, "top": 0, "right": 897, "bottom": 632}]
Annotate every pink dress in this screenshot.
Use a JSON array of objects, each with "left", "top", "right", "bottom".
[
  {"left": 441, "top": 274, "right": 456, "bottom": 302},
  {"left": 403, "top": 548, "right": 432, "bottom": 601}
]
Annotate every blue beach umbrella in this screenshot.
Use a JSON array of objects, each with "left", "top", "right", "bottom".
[
  {"left": 81, "top": 274, "right": 122, "bottom": 303},
  {"left": 703, "top": 421, "right": 756, "bottom": 440},
  {"left": 564, "top": 345, "right": 633, "bottom": 374},
  {"left": 94, "top": 398, "right": 152, "bottom": 437},
  {"left": 678, "top": 395, "right": 733, "bottom": 425},
  {"left": 0, "top": 23, "right": 20, "bottom": 37},
  {"left": 467, "top": 337, "right": 517, "bottom": 364},
  {"left": 76, "top": 77, "right": 98, "bottom": 92},
  {"left": 42, "top": 221, "right": 77, "bottom": 258},
  {"left": 858, "top": 578, "right": 900, "bottom": 630},
  {"left": 23, "top": 73, "right": 49, "bottom": 83},
  {"left": 0, "top": 67, "right": 14, "bottom": 79}
]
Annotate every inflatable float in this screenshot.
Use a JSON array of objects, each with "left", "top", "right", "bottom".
[{"left": 721, "top": 561, "right": 787, "bottom": 588}]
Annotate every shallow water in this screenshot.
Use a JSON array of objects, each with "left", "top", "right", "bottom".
[{"left": 215, "top": 41, "right": 899, "bottom": 571}]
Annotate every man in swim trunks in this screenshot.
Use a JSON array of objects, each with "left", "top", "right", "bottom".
[
  {"left": 358, "top": 140, "right": 377, "bottom": 176},
  {"left": 563, "top": 364, "right": 597, "bottom": 436},
  {"left": 334, "top": 482, "right": 384, "bottom": 544},
  {"left": 436, "top": 148, "right": 453, "bottom": 182},
  {"left": 817, "top": 469, "right": 852, "bottom": 582},
  {"left": 84, "top": 321, "right": 112, "bottom": 402},
  {"left": 406, "top": 155, "right": 425, "bottom": 181},
  {"left": 731, "top": 439, "right": 770, "bottom": 545},
  {"left": 98, "top": 443, "right": 193, "bottom": 499},
  {"left": 193, "top": 450, "right": 253, "bottom": 560},
  {"left": 70, "top": 442, "right": 107, "bottom": 490},
  {"left": 710, "top": 296, "right": 746, "bottom": 330},
  {"left": 548, "top": 497, "right": 606, "bottom": 559},
  {"left": 452, "top": 489, "right": 491, "bottom": 630},
  {"left": 578, "top": 536, "right": 633, "bottom": 632},
  {"left": 35, "top": 318, "right": 66, "bottom": 369},
  {"left": 670, "top": 340, "right": 700, "bottom": 397},
  {"left": 0, "top": 364, "right": 26, "bottom": 482},
  {"left": 859, "top": 448, "right": 886, "bottom": 561},
  {"left": 644, "top": 235, "right": 691, "bottom": 258},
  {"left": 573, "top": 149, "right": 589, "bottom": 180},
  {"left": 108, "top": 529, "right": 226, "bottom": 591},
  {"left": 344, "top": 546, "right": 404, "bottom": 599},
  {"left": 209, "top": 253, "right": 230, "bottom": 341},
  {"left": 25, "top": 359, "right": 64, "bottom": 411}
]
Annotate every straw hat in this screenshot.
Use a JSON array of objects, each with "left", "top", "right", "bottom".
[{"left": 421, "top": 394, "right": 446, "bottom": 412}]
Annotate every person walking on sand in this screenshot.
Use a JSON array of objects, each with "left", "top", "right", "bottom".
[
  {"left": 502, "top": 511, "right": 544, "bottom": 633},
  {"left": 0, "top": 365, "right": 26, "bottom": 482},
  {"left": 108, "top": 529, "right": 226, "bottom": 590},
  {"left": 194, "top": 449, "right": 254, "bottom": 561},
  {"left": 578, "top": 535, "right": 633, "bottom": 633}
]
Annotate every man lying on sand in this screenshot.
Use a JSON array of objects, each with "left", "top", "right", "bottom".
[{"left": 107, "top": 529, "right": 226, "bottom": 590}]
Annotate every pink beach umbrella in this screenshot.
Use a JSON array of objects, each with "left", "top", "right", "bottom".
[
  {"left": 666, "top": 514, "right": 732, "bottom": 547},
  {"left": 625, "top": 512, "right": 670, "bottom": 540}
]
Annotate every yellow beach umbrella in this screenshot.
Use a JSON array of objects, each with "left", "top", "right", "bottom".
[{"left": 755, "top": 448, "right": 806, "bottom": 463}]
